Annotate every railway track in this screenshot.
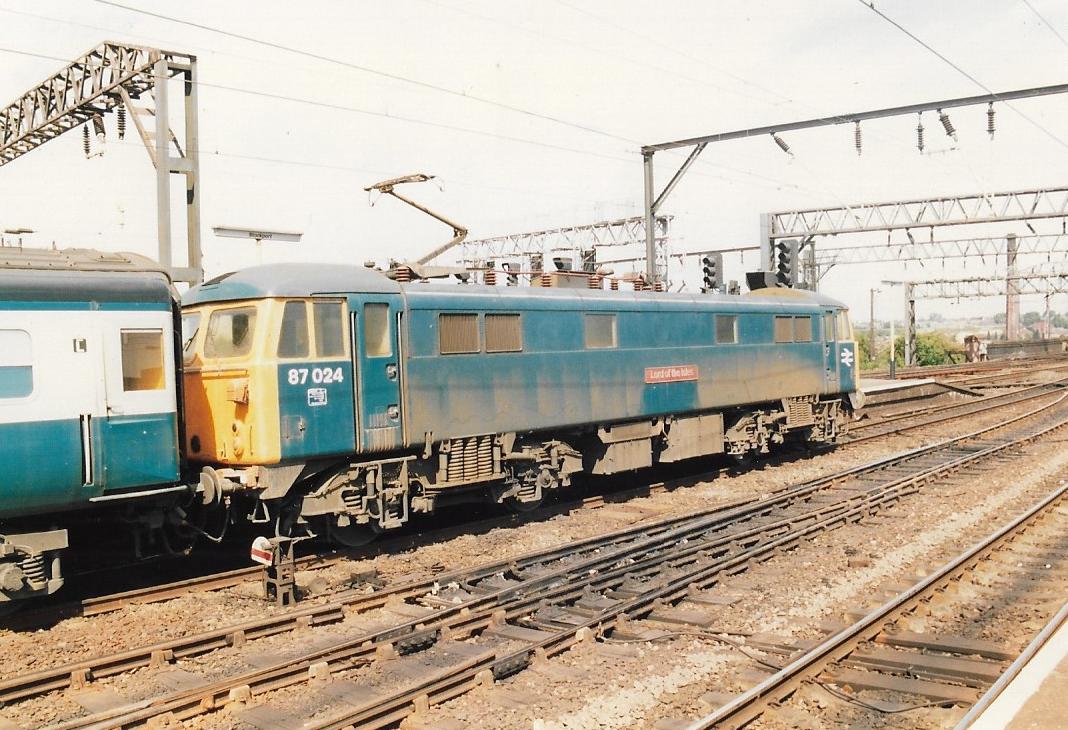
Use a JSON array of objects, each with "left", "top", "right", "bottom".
[
  {"left": 846, "top": 378, "right": 1068, "bottom": 444},
  {"left": 16, "top": 388, "right": 1068, "bottom": 729},
  {"left": 683, "top": 478, "right": 1068, "bottom": 729},
  {"left": 20, "top": 372, "right": 1058, "bottom": 627}
]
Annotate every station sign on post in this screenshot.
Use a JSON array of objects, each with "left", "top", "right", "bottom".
[{"left": 212, "top": 226, "right": 303, "bottom": 265}]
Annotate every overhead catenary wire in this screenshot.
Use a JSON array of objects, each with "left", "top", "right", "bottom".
[
  {"left": 93, "top": 0, "right": 636, "bottom": 146},
  {"left": 856, "top": 0, "right": 1068, "bottom": 154},
  {"left": 1022, "top": 0, "right": 1068, "bottom": 52}
]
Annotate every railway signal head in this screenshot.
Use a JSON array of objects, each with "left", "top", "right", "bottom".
[
  {"left": 701, "top": 252, "right": 723, "bottom": 293},
  {"left": 775, "top": 239, "right": 800, "bottom": 288}
]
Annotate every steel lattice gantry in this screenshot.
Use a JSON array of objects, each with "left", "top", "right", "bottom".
[
  {"left": 905, "top": 271, "right": 1068, "bottom": 299},
  {"left": 812, "top": 232, "right": 1068, "bottom": 269},
  {"left": 766, "top": 186, "right": 1068, "bottom": 240},
  {"left": 894, "top": 269, "right": 1068, "bottom": 366},
  {"left": 0, "top": 41, "right": 202, "bottom": 283},
  {"left": 446, "top": 215, "right": 671, "bottom": 283}
]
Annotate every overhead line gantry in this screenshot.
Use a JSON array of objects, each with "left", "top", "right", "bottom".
[{"left": 0, "top": 41, "right": 202, "bottom": 283}]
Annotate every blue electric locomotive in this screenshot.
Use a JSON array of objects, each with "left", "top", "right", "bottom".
[
  {"left": 184, "top": 264, "right": 860, "bottom": 545},
  {"left": 0, "top": 248, "right": 187, "bottom": 604}
]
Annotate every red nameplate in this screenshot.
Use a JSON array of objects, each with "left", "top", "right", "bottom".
[{"left": 644, "top": 364, "right": 699, "bottom": 384}]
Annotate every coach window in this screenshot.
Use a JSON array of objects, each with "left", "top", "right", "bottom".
[
  {"left": 486, "top": 313, "right": 523, "bottom": 353},
  {"left": 439, "top": 313, "right": 480, "bottom": 354},
  {"left": 314, "top": 301, "right": 346, "bottom": 358},
  {"left": 585, "top": 313, "right": 617, "bottom": 349},
  {"left": 205, "top": 306, "right": 257, "bottom": 359},
  {"left": 277, "top": 301, "right": 310, "bottom": 358},
  {"left": 773, "top": 316, "right": 794, "bottom": 343},
  {"left": 0, "top": 329, "right": 33, "bottom": 399},
  {"left": 121, "top": 330, "right": 165, "bottom": 391},
  {"left": 794, "top": 316, "right": 813, "bottom": 343},
  {"left": 715, "top": 314, "right": 738, "bottom": 344},
  {"left": 364, "top": 303, "right": 392, "bottom": 357},
  {"left": 824, "top": 313, "right": 836, "bottom": 341}
]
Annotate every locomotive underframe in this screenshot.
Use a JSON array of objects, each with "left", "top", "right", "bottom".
[{"left": 218, "top": 394, "right": 851, "bottom": 540}]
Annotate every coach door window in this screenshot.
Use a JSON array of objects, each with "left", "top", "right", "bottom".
[
  {"left": 314, "top": 302, "right": 345, "bottom": 357},
  {"left": 277, "top": 301, "right": 310, "bottom": 358},
  {"left": 0, "top": 329, "right": 33, "bottom": 398},
  {"left": 205, "top": 306, "right": 257, "bottom": 359},
  {"left": 121, "top": 330, "right": 165, "bottom": 391}
]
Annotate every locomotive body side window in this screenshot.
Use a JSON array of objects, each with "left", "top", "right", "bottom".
[
  {"left": 715, "top": 314, "right": 737, "bottom": 344},
  {"left": 205, "top": 306, "right": 257, "bottom": 359},
  {"left": 0, "top": 329, "right": 33, "bottom": 399},
  {"left": 585, "top": 313, "right": 617, "bottom": 349},
  {"left": 439, "top": 313, "right": 480, "bottom": 354},
  {"left": 314, "top": 301, "right": 345, "bottom": 357},
  {"left": 794, "top": 316, "right": 813, "bottom": 343},
  {"left": 277, "top": 301, "right": 310, "bottom": 358},
  {"left": 121, "top": 329, "right": 165, "bottom": 391},
  {"left": 364, "top": 303, "right": 393, "bottom": 357},
  {"left": 824, "top": 313, "right": 836, "bottom": 340},
  {"left": 773, "top": 316, "right": 794, "bottom": 343},
  {"left": 486, "top": 313, "right": 523, "bottom": 353}
]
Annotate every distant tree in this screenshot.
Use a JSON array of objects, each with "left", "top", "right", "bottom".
[
  {"left": 1022, "top": 311, "right": 1041, "bottom": 326},
  {"left": 928, "top": 312, "right": 944, "bottom": 322},
  {"left": 993, "top": 312, "right": 1006, "bottom": 324}
]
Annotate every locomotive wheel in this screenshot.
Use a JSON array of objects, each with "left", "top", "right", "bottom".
[
  {"left": 325, "top": 522, "right": 380, "bottom": 548},
  {"left": 728, "top": 451, "right": 755, "bottom": 472},
  {"left": 503, "top": 494, "right": 544, "bottom": 514}
]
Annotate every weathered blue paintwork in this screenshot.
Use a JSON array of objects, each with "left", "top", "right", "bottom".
[
  {"left": 0, "top": 412, "right": 179, "bottom": 517},
  {"left": 276, "top": 360, "right": 356, "bottom": 460},
  {"left": 184, "top": 265, "right": 858, "bottom": 464}
]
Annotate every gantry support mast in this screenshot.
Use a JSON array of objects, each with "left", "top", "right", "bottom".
[{"left": 0, "top": 41, "right": 202, "bottom": 283}]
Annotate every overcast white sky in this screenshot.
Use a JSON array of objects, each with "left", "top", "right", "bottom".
[{"left": 3, "top": 0, "right": 1068, "bottom": 323}]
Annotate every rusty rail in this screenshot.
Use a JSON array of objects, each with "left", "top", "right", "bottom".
[
  {"left": 42, "top": 393, "right": 1068, "bottom": 729},
  {"left": 686, "top": 478, "right": 1068, "bottom": 729}
]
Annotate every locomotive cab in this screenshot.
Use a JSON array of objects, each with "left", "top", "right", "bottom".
[{"left": 182, "top": 297, "right": 356, "bottom": 466}]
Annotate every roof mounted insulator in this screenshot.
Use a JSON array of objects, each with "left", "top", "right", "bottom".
[
  {"left": 771, "top": 132, "right": 792, "bottom": 156},
  {"left": 938, "top": 108, "right": 957, "bottom": 142}
]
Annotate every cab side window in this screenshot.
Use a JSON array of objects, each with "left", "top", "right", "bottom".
[
  {"left": 0, "top": 329, "right": 33, "bottom": 399},
  {"left": 364, "top": 303, "right": 393, "bottom": 357},
  {"left": 277, "top": 301, "right": 310, "bottom": 358},
  {"left": 314, "top": 302, "right": 345, "bottom": 357}
]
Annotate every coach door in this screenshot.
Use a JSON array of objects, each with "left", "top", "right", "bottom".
[
  {"left": 354, "top": 297, "right": 403, "bottom": 453},
  {"left": 100, "top": 312, "right": 180, "bottom": 491},
  {"left": 823, "top": 311, "right": 839, "bottom": 391}
]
